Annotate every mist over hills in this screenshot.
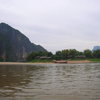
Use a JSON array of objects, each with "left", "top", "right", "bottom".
[{"left": 0, "top": 23, "right": 47, "bottom": 61}]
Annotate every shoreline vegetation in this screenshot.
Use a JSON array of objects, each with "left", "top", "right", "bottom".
[
  {"left": 26, "top": 49, "right": 100, "bottom": 64},
  {"left": 0, "top": 49, "right": 100, "bottom": 63},
  {"left": 0, "top": 59, "right": 100, "bottom": 65},
  {"left": 29, "top": 59, "right": 100, "bottom": 63}
]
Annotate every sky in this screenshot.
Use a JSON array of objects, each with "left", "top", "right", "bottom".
[{"left": 0, "top": 0, "right": 100, "bottom": 53}]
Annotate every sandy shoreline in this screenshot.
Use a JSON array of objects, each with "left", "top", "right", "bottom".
[
  {"left": 0, "top": 62, "right": 53, "bottom": 65},
  {"left": 67, "top": 60, "right": 91, "bottom": 64},
  {"left": 0, "top": 60, "right": 93, "bottom": 65}
]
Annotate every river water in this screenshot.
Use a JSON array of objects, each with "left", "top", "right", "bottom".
[{"left": 0, "top": 63, "right": 100, "bottom": 100}]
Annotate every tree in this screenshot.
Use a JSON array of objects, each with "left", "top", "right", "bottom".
[
  {"left": 26, "top": 52, "right": 38, "bottom": 61},
  {"left": 84, "top": 49, "right": 93, "bottom": 58},
  {"left": 0, "top": 57, "right": 3, "bottom": 62},
  {"left": 68, "top": 49, "right": 78, "bottom": 59},
  {"left": 93, "top": 49, "right": 100, "bottom": 58},
  {"left": 54, "top": 49, "right": 78, "bottom": 60},
  {"left": 61, "top": 49, "right": 69, "bottom": 59},
  {"left": 26, "top": 51, "right": 53, "bottom": 61},
  {"left": 53, "top": 51, "right": 63, "bottom": 60},
  {"left": 47, "top": 52, "right": 53, "bottom": 57}
]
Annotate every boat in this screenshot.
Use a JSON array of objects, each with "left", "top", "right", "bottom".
[{"left": 53, "top": 60, "right": 67, "bottom": 63}]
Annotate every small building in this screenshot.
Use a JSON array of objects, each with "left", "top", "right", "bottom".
[{"left": 75, "top": 55, "right": 86, "bottom": 59}]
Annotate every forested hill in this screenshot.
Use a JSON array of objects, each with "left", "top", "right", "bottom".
[{"left": 0, "top": 23, "right": 47, "bottom": 62}]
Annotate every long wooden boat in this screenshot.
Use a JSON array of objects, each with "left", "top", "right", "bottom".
[{"left": 53, "top": 60, "right": 67, "bottom": 63}]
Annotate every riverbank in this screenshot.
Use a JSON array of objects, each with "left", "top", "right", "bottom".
[
  {"left": 67, "top": 60, "right": 91, "bottom": 64},
  {"left": 0, "top": 59, "right": 100, "bottom": 65},
  {"left": 30, "top": 59, "right": 100, "bottom": 63},
  {"left": 0, "top": 62, "right": 53, "bottom": 65}
]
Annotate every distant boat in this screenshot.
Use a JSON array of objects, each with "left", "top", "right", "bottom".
[{"left": 53, "top": 60, "right": 67, "bottom": 63}]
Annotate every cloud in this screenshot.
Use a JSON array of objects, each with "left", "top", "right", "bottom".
[{"left": 0, "top": 0, "right": 100, "bottom": 52}]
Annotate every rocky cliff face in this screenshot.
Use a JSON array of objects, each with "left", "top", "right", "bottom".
[{"left": 0, "top": 23, "right": 47, "bottom": 61}]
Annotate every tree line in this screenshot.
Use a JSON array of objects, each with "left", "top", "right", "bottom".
[{"left": 27, "top": 49, "right": 100, "bottom": 61}]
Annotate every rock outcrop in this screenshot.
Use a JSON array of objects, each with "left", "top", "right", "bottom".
[{"left": 0, "top": 23, "right": 47, "bottom": 61}]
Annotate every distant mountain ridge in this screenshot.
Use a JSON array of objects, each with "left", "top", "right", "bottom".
[
  {"left": 0, "top": 23, "right": 47, "bottom": 61},
  {"left": 93, "top": 46, "right": 100, "bottom": 51}
]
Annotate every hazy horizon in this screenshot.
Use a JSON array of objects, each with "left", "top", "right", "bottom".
[{"left": 0, "top": 0, "right": 100, "bottom": 52}]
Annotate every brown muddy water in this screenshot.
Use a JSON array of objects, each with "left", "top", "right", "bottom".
[{"left": 0, "top": 63, "right": 100, "bottom": 100}]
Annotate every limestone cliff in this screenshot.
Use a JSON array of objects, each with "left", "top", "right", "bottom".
[{"left": 0, "top": 23, "right": 47, "bottom": 61}]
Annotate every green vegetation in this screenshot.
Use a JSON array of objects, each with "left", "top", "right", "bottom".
[
  {"left": 89, "top": 59, "right": 100, "bottom": 62},
  {"left": 27, "top": 49, "right": 100, "bottom": 63},
  {"left": 0, "top": 57, "right": 3, "bottom": 62},
  {"left": 26, "top": 51, "right": 53, "bottom": 61},
  {"left": 84, "top": 49, "right": 93, "bottom": 58},
  {"left": 29, "top": 59, "right": 53, "bottom": 63},
  {"left": 93, "top": 50, "right": 100, "bottom": 58}
]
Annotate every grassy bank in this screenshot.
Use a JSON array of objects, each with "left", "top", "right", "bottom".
[
  {"left": 88, "top": 59, "right": 100, "bottom": 62},
  {"left": 29, "top": 58, "right": 100, "bottom": 63},
  {"left": 68, "top": 58, "right": 100, "bottom": 62},
  {"left": 30, "top": 59, "right": 53, "bottom": 63}
]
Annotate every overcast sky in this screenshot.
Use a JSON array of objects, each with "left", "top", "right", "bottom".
[{"left": 0, "top": 0, "right": 100, "bottom": 52}]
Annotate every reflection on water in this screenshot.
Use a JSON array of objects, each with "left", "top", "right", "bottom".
[{"left": 0, "top": 63, "right": 100, "bottom": 100}]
